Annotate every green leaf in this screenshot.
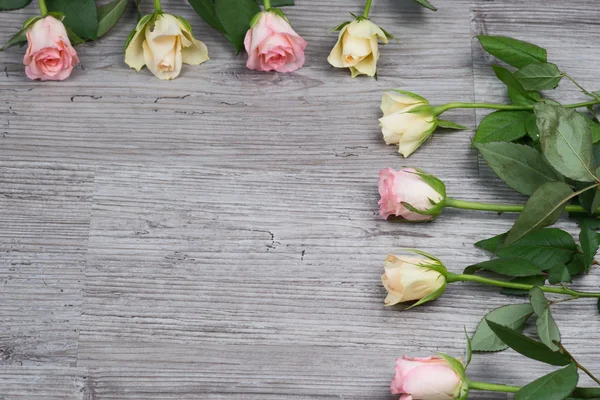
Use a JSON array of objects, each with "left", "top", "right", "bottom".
[
  {"left": 474, "top": 111, "right": 530, "bottom": 143},
  {"left": 486, "top": 320, "right": 571, "bottom": 365},
  {"left": 330, "top": 21, "right": 350, "bottom": 33},
  {"left": 537, "top": 308, "right": 561, "bottom": 350},
  {"left": 501, "top": 276, "right": 547, "bottom": 296},
  {"left": 476, "top": 142, "right": 562, "bottom": 196},
  {"left": 96, "top": 0, "right": 128, "bottom": 38},
  {"left": 464, "top": 257, "right": 543, "bottom": 277},
  {"left": 535, "top": 103, "right": 596, "bottom": 182},
  {"left": 0, "top": 27, "right": 28, "bottom": 51},
  {"left": 411, "top": 0, "right": 438, "bottom": 11},
  {"left": 515, "top": 62, "right": 563, "bottom": 91},
  {"left": 437, "top": 120, "right": 467, "bottom": 130},
  {"left": 477, "top": 35, "right": 547, "bottom": 68},
  {"left": 258, "top": 0, "right": 294, "bottom": 5},
  {"left": 580, "top": 228, "right": 600, "bottom": 272},
  {"left": 215, "top": 0, "right": 260, "bottom": 53},
  {"left": 464, "top": 328, "right": 472, "bottom": 367},
  {"left": 515, "top": 363, "right": 579, "bottom": 400},
  {"left": 188, "top": 0, "right": 227, "bottom": 34},
  {"left": 566, "top": 253, "right": 586, "bottom": 277},
  {"left": 493, "top": 65, "right": 541, "bottom": 106},
  {"left": 506, "top": 182, "right": 574, "bottom": 245},
  {"left": 496, "top": 228, "right": 576, "bottom": 270},
  {"left": 547, "top": 264, "right": 572, "bottom": 283},
  {"left": 584, "top": 115, "right": 600, "bottom": 144},
  {"left": 0, "top": 0, "right": 31, "bottom": 10},
  {"left": 529, "top": 286, "right": 549, "bottom": 315},
  {"left": 475, "top": 233, "right": 507, "bottom": 253},
  {"left": 577, "top": 184, "right": 600, "bottom": 215},
  {"left": 597, "top": 298, "right": 600, "bottom": 315},
  {"left": 526, "top": 113, "right": 541, "bottom": 141},
  {"left": 46, "top": 0, "right": 98, "bottom": 40},
  {"left": 529, "top": 287, "right": 561, "bottom": 350},
  {"left": 471, "top": 304, "right": 534, "bottom": 352}
]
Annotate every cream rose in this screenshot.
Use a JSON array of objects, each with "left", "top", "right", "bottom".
[
  {"left": 327, "top": 18, "right": 388, "bottom": 77},
  {"left": 125, "top": 13, "right": 208, "bottom": 80},
  {"left": 379, "top": 90, "right": 437, "bottom": 157},
  {"left": 382, "top": 254, "right": 446, "bottom": 306}
]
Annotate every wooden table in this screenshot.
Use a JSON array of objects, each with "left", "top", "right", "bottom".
[{"left": 1, "top": 0, "right": 599, "bottom": 398}]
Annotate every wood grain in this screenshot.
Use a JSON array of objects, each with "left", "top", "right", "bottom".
[{"left": 0, "top": 0, "right": 599, "bottom": 398}]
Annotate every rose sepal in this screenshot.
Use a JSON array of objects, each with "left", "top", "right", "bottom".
[{"left": 406, "top": 280, "right": 447, "bottom": 309}]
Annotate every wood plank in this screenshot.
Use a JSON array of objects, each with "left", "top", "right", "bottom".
[
  {"left": 0, "top": 366, "right": 87, "bottom": 399},
  {"left": 0, "top": 163, "right": 93, "bottom": 366}
]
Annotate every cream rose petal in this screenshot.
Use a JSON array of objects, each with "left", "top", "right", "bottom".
[
  {"left": 327, "top": 26, "right": 348, "bottom": 68},
  {"left": 342, "top": 33, "right": 372, "bottom": 62},
  {"left": 124, "top": 28, "right": 147, "bottom": 71},
  {"left": 381, "top": 93, "right": 425, "bottom": 116},
  {"left": 351, "top": 53, "right": 377, "bottom": 77},
  {"left": 398, "top": 117, "right": 436, "bottom": 157},
  {"left": 379, "top": 111, "right": 424, "bottom": 143},
  {"left": 143, "top": 37, "right": 182, "bottom": 80},
  {"left": 346, "top": 19, "right": 388, "bottom": 42},
  {"left": 182, "top": 36, "right": 209, "bottom": 65}
]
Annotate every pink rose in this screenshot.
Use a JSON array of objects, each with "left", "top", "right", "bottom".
[
  {"left": 378, "top": 168, "right": 445, "bottom": 221},
  {"left": 390, "top": 356, "right": 463, "bottom": 400},
  {"left": 23, "top": 16, "right": 79, "bottom": 81},
  {"left": 244, "top": 11, "right": 307, "bottom": 73}
]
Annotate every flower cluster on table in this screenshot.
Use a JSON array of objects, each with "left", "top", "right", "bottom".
[
  {"left": 4, "top": 0, "right": 600, "bottom": 398},
  {"left": 1, "top": 0, "right": 415, "bottom": 81}
]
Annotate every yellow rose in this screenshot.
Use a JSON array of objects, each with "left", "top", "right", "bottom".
[
  {"left": 125, "top": 13, "right": 208, "bottom": 80},
  {"left": 379, "top": 90, "right": 437, "bottom": 157},
  {"left": 382, "top": 254, "right": 446, "bottom": 306},
  {"left": 327, "top": 19, "right": 388, "bottom": 78}
]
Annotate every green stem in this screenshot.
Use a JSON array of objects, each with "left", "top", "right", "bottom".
[
  {"left": 432, "top": 99, "right": 600, "bottom": 116},
  {"left": 263, "top": 0, "right": 271, "bottom": 9},
  {"left": 445, "top": 198, "right": 595, "bottom": 214},
  {"left": 447, "top": 273, "right": 600, "bottom": 298},
  {"left": 467, "top": 380, "right": 520, "bottom": 393},
  {"left": 572, "top": 388, "right": 600, "bottom": 398},
  {"left": 558, "top": 344, "right": 600, "bottom": 386},
  {"left": 38, "top": 0, "right": 48, "bottom": 15},
  {"left": 362, "top": 0, "right": 373, "bottom": 18},
  {"left": 153, "top": 0, "right": 162, "bottom": 12},
  {"left": 468, "top": 380, "right": 600, "bottom": 398},
  {"left": 563, "top": 72, "right": 600, "bottom": 101}
]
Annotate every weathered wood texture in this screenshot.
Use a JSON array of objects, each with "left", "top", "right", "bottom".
[{"left": 0, "top": 0, "right": 599, "bottom": 398}]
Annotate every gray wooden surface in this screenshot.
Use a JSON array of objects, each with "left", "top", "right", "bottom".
[{"left": 1, "top": 0, "right": 600, "bottom": 398}]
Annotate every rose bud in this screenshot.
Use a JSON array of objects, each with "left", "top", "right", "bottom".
[
  {"left": 380, "top": 90, "right": 438, "bottom": 157},
  {"left": 378, "top": 167, "right": 445, "bottom": 221},
  {"left": 382, "top": 254, "right": 447, "bottom": 307},
  {"left": 125, "top": 13, "right": 209, "bottom": 80},
  {"left": 327, "top": 18, "right": 389, "bottom": 78},
  {"left": 390, "top": 356, "right": 466, "bottom": 399},
  {"left": 245, "top": 10, "right": 307, "bottom": 73},
  {"left": 23, "top": 16, "right": 79, "bottom": 81}
]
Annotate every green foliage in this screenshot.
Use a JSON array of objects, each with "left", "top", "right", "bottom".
[
  {"left": 471, "top": 304, "right": 534, "bottom": 352},
  {"left": 515, "top": 62, "right": 563, "bottom": 91},
  {"left": 492, "top": 65, "right": 541, "bottom": 105},
  {"left": 475, "top": 233, "right": 506, "bottom": 253},
  {"left": 0, "top": 0, "right": 31, "bottom": 11},
  {"left": 473, "top": 111, "right": 530, "bottom": 143},
  {"left": 477, "top": 35, "right": 547, "bottom": 68},
  {"left": 437, "top": 120, "right": 467, "bottom": 130},
  {"left": 529, "top": 287, "right": 561, "bottom": 350},
  {"left": 506, "top": 182, "right": 574, "bottom": 244},
  {"left": 96, "top": 0, "right": 128, "bottom": 38},
  {"left": 486, "top": 320, "right": 571, "bottom": 365},
  {"left": 496, "top": 228, "right": 577, "bottom": 269},
  {"left": 464, "top": 257, "right": 543, "bottom": 277},
  {"left": 515, "top": 363, "right": 579, "bottom": 400},
  {"left": 535, "top": 103, "right": 596, "bottom": 182},
  {"left": 476, "top": 142, "right": 561, "bottom": 196},
  {"left": 215, "top": 0, "right": 260, "bottom": 53},
  {"left": 410, "top": 0, "right": 438, "bottom": 11},
  {"left": 579, "top": 228, "right": 600, "bottom": 272},
  {"left": 500, "top": 276, "right": 546, "bottom": 296},
  {"left": 46, "top": 0, "right": 98, "bottom": 40}
]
